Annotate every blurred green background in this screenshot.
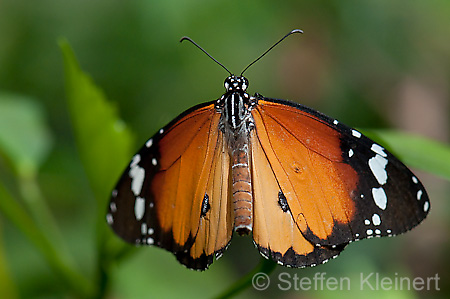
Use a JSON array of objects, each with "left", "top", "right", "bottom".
[{"left": 0, "top": 0, "right": 449, "bottom": 298}]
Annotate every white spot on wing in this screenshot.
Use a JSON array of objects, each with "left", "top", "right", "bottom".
[
  {"left": 129, "top": 166, "right": 145, "bottom": 196},
  {"left": 333, "top": 119, "right": 339, "bottom": 125},
  {"left": 106, "top": 213, "right": 113, "bottom": 225},
  {"left": 372, "top": 187, "right": 387, "bottom": 210},
  {"left": 364, "top": 219, "right": 370, "bottom": 225},
  {"left": 423, "top": 201, "right": 429, "bottom": 212},
  {"left": 348, "top": 149, "right": 354, "bottom": 157},
  {"left": 352, "top": 130, "right": 361, "bottom": 138},
  {"left": 369, "top": 154, "right": 388, "bottom": 185},
  {"left": 366, "top": 229, "right": 373, "bottom": 235},
  {"left": 412, "top": 176, "right": 418, "bottom": 184},
  {"left": 141, "top": 222, "right": 147, "bottom": 235},
  {"left": 134, "top": 197, "right": 145, "bottom": 220},
  {"left": 372, "top": 213, "right": 381, "bottom": 226},
  {"left": 159, "top": 128, "right": 164, "bottom": 134},
  {"left": 152, "top": 158, "right": 157, "bottom": 166},
  {"left": 417, "top": 190, "right": 423, "bottom": 200},
  {"left": 260, "top": 251, "right": 269, "bottom": 259},
  {"left": 129, "top": 154, "right": 145, "bottom": 196},
  {"left": 110, "top": 202, "right": 117, "bottom": 213},
  {"left": 146, "top": 138, "right": 153, "bottom": 148},
  {"left": 371, "top": 144, "right": 387, "bottom": 157},
  {"left": 130, "top": 154, "right": 141, "bottom": 168}
]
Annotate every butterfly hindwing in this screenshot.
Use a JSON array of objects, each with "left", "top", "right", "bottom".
[
  {"left": 251, "top": 96, "right": 429, "bottom": 249},
  {"left": 108, "top": 101, "right": 233, "bottom": 270},
  {"left": 175, "top": 131, "right": 233, "bottom": 269}
]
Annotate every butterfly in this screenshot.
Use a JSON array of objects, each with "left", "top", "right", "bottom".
[{"left": 106, "top": 29, "right": 430, "bottom": 271}]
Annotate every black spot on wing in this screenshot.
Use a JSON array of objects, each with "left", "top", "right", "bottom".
[
  {"left": 278, "top": 190, "right": 290, "bottom": 213},
  {"left": 201, "top": 193, "right": 211, "bottom": 217}
]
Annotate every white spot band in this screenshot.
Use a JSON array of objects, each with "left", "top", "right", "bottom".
[
  {"left": 372, "top": 213, "right": 381, "bottom": 226},
  {"left": 372, "top": 187, "right": 387, "bottom": 210},
  {"left": 129, "top": 154, "right": 145, "bottom": 196},
  {"left": 369, "top": 154, "right": 388, "bottom": 185},
  {"left": 371, "top": 144, "right": 387, "bottom": 157},
  {"left": 352, "top": 130, "right": 362, "bottom": 138},
  {"left": 135, "top": 197, "right": 145, "bottom": 220}
]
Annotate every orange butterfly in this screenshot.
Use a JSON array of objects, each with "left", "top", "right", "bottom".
[{"left": 107, "top": 30, "right": 429, "bottom": 270}]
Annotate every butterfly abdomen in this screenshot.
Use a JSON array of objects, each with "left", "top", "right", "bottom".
[{"left": 231, "top": 144, "right": 253, "bottom": 235}]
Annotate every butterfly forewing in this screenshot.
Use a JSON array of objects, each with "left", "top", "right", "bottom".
[{"left": 252, "top": 97, "right": 430, "bottom": 248}]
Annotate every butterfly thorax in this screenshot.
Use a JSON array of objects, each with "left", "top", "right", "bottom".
[{"left": 216, "top": 75, "right": 257, "bottom": 235}]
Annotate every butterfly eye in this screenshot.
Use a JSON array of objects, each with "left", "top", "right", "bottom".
[{"left": 224, "top": 76, "right": 236, "bottom": 91}]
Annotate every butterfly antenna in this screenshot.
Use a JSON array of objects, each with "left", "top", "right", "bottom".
[
  {"left": 240, "top": 29, "right": 303, "bottom": 76},
  {"left": 180, "top": 36, "right": 232, "bottom": 76}
]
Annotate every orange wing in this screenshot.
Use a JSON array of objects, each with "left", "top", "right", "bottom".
[
  {"left": 250, "top": 97, "right": 429, "bottom": 267},
  {"left": 108, "top": 102, "right": 233, "bottom": 270}
]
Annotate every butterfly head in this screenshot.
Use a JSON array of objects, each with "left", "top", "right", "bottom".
[
  {"left": 224, "top": 75, "right": 249, "bottom": 92},
  {"left": 216, "top": 75, "right": 256, "bottom": 135}
]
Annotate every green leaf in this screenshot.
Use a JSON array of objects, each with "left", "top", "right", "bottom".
[
  {"left": 0, "top": 94, "right": 52, "bottom": 177},
  {"left": 0, "top": 225, "right": 18, "bottom": 299},
  {"left": 59, "top": 40, "right": 134, "bottom": 204},
  {"left": 365, "top": 130, "right": 450, "bottom": 181},
  {"left": 0, "top": 182, "right": 94, "bottom": 298},
  {"left": 0, "top": 92, "right": 91, "bottom": 296},
  {"left": 215, "top": 258, "right": 276, "bottom": 298},
  {"left": 60, "top": 40, "right": 135, "bottom": 297}
]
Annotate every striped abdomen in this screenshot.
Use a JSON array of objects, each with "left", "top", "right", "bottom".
[{"left": 232, "top": 144, "right": 253, "bottom": 235}]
